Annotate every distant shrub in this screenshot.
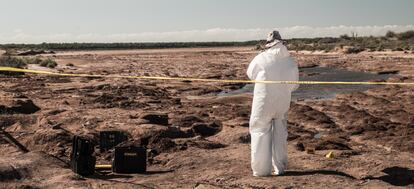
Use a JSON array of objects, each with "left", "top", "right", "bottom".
[
  {"left": 385, "top": 31, "right": 397, "bottom": 38},
  {"left": 3, "top": 56, "right": 59, "bottom": 68},
  {"left": 3, "top": 49, "right": 18, "bottom": 56},
  {"left": 39, "top": 58, "right": 57, "bottom": 68},
  {"left": 25, "top": 57, "right": 43, "bottom": 64},
  {"left": 0, "top": 56, "right": 27, "bottom": 68},
  {"left": 66, "top": 63, "right": 74, "bottom": 67},
  {"left": 340, "top": 34, "right": 351, "bottom": 40},
  {"left": 344, "top": 46, "right": 364, "bottom": 54},
  {"left": 376, "top": 44, "right": 385, "bottom": 51},
  {"left": 397, "top": 30, "right": 414, "bottom": 40}
]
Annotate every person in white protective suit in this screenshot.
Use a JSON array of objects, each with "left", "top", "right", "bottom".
[{"left": 247, "top": 31, "right": 299, "bottom": 177}]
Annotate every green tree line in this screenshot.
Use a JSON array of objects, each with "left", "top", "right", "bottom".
[{"left": 0, "top": 31, "right": 413, "bottom": 52}]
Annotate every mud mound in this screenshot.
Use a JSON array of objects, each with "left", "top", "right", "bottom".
[
  {"left": 132, "top": 126, "right": 191, "bottom": 155},
  {"left": 181, "top": 138, "right": 227, "bottom": 149},
  {"left": 81, "top": 84, "right": 170, "bottom": 97},
  {"left": 0, "top": 99, "right": 40, "bottom": 114},
  {"left": 4, "top": 77, "right": 48, "bottom": 93},
  {"left": 290, "top": 104, "right": 336, "bottom": 129},
  {"left": 286, "top": 121, "right": 319, "bottom": 140},
  {"left": 305, "top": 99, "right": 414, "bottom": 153},
  {"left": 295, "top": 137, "right": 352, "bottom": 151},
  {"left": 314, "top": 138, "right": 352, "bottom": 150},
  {"left": 0, "top": 165, "right": 25, "bottom": 182},
  {"left": 191, "top": 121, "right": 222, "bottom": 137},
  {"left": 238, "top": 133, "right": 250, "bottom": 144},
  {"left": 223, "top": 117, "right": 249, "bottom": 128},
  {"left": 369, "top": 126, "right": 414, "bottom": 153},
  {"left": 0, "top": 115, "right": 19, "bottom": 127},
  {"left": 171, "top": 115, "right": 204, "bottom": 127},
  {"left": 91, "top": 93, "right": 145, "bottom": 109},
  {"left": 43, "top": 76, "right": 72, "bottom": 84},
  {"left": 27, "top": 129, "right": 73, "bottom": 157},
  {"left": 190, "top": 140, "right": 226, "bottom": 149},
  {"left": 9, "top": 99, "right": 41, "bottom": 114},
  {"left": 145, "top": 127, "right": 189, "bottom": 152},
  {"left": 140, "top": 112, "right": 169, "bottom": 126},
  {"left": 328, "top": 103, "right": 392, "bottom": 134},
  {"left": 295, "top": 142, "right": 306, "bottom": 151},
  {"left": 148, "top": 137, "right": 180, "bottom": 153},
  {"left": 0, "top": 115, "right": 38, "bottom": 130},
  {"left": 130, "top": 120, "right": 224, "bottom": 155},
  {"left": 79, "top": 84, "right": 172, "bottom": 109},
  {"left": 31, "top": 129, "right": 73, "bottom": 145}
]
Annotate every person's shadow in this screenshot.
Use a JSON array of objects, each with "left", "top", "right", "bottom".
[
  {"left": 364, "top": 166, "right": 414, "bottom": 187},
  {"left": 284, "top": 167, "right": 414, "bottom": 187},
  {"left": 282, "top": 170, "right": 356, "bottom": 179}
]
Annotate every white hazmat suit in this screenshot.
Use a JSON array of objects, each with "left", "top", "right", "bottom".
[{"left": 247, "top": 38, "right": 299, "bottom": 177}]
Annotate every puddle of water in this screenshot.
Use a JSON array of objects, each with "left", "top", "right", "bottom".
[
  {"left": 219, "top": 67, "right": 394, "bottom": 101},
  {"left": 314, "top": 133, "right": 323, "bottom": 139}
]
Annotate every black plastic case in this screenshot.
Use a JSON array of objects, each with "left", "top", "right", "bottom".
[
  {"left": 70, "top": 136, "right": 96, "bottom": 176},
  {"left": 99, "top": 131, "right": 128, "bottom": 152},
  {"left": 112, "top": 146, "right": 147, "bottom": 174}
]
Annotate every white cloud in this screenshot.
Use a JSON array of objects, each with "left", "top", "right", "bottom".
[
  {"left": 1, "top": 25, "right": 414, "bottom": 43},
  {"left": 13, "top": 29, "right": 23, "bottom": 33}
]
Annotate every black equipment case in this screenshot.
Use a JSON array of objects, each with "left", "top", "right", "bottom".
[
  {"left": 112, "top": 146, "right": 147, "bottom": 174},
  {"left": 70, "top": 135, "right": 96, "bottom": 176},
  {"left": 99, "top": 131, "right": 128, "bottom": 152}
]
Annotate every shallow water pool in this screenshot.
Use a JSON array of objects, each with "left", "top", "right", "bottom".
[{"left": 219, "top": 66, "right": 394, "bottom": 101}]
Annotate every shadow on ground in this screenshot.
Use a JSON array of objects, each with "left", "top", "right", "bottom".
[
  {"left": 364, "top": 166, "right": 414, "bottom": 187},
  {"left": 92, "top": 169, "right": 174, "bottom": 179},
  {"left": 283, "top": 170, "right": 356, "bottom": 179},
  {"left": 88, "top": 170, "right": 174, "bottom": 188},
  {"left": 0, "top": 128, "right": 29, "bottom": 153}
]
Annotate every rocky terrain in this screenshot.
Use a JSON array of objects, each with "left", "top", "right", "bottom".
[{"left": 0, "top": 47, "right": 413, "bottom": 188}]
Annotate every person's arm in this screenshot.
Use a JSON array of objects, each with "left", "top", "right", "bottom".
[
  {"left": 291, "top": 62, "right": 300, "bottom": 92},
  {"left": 247, "top": 55, "right": 262, "bottom": 80}
]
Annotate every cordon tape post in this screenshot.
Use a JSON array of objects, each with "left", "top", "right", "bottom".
[{"left": 1, "top": 66, "right": 414, "bottom": 86}]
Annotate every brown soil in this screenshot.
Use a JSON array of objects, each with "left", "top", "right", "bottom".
[{"left": 1, "top": 48, "right": 414, "bottom": 188}]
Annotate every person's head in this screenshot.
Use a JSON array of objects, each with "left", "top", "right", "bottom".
[
  {"left": 265, "top": 30, "right": 284, "bottom": 49},
  {"left": 267, "top": 30, "right": 282, "bottom": 43}
]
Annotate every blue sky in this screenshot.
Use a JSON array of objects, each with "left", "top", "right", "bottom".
[{"left": 0, "top": 0, "right": 413, "bottom": 43}]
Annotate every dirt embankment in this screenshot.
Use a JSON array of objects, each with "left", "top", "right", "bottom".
[{"left": 1, "top": 48, "right": 414, "bottom": 188}]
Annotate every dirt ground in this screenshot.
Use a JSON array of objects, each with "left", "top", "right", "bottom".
[{"left": 1, "top": 47, "right": 414, "bottom": 188}]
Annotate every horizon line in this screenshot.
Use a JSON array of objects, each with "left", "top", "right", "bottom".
[{"left": 1, "top": 25, "right": 413, "bottom": 44}]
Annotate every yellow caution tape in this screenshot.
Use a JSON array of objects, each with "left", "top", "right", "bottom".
[{"left": 1, "top": 66, "right": 413, "bottom": 85}]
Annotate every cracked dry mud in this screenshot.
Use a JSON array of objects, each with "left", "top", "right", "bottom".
[{"left": 1, "top": 47, "right": 414, "bottom": 188}]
